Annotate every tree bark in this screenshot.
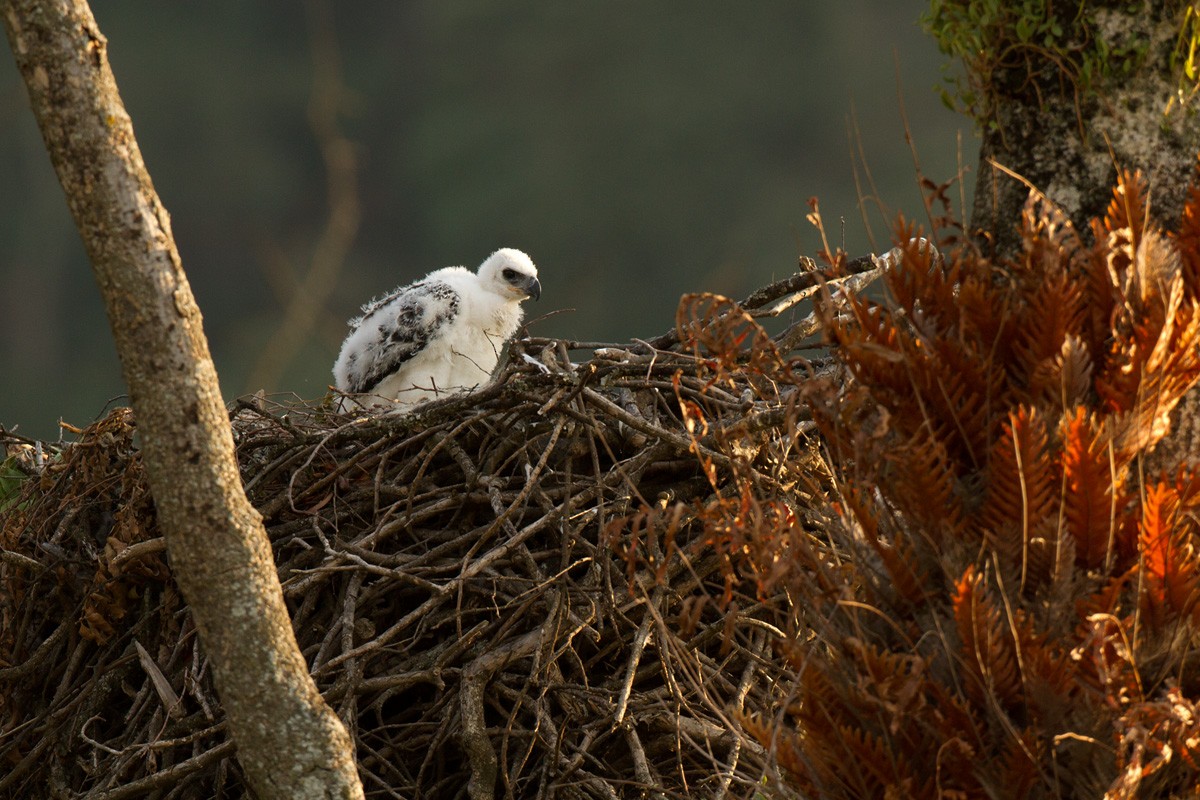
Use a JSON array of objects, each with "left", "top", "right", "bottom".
[
  {"left": 965, "top": 1, "right": 1200, "bottom": 256},
  {"left": 1, "top": 2, "right": 362, "bottom": 797}
]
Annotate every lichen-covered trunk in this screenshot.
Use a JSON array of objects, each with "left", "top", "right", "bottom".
[
  {"left": 0, "top": 1, "right": 362, "bottom": 797},
  {"left": 971, "top": 3, "right": 1200, "bottom": 256}
]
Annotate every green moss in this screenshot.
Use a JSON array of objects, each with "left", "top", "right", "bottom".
[
  {"left": 1169, "top": 3, "right": 1200, "bottom": 113},
  {"left": 0, "top": 456, "right": 29, "bottom": 513},
  {"left": 922, "top": 0, "right": 1193, "bottom": 130}
]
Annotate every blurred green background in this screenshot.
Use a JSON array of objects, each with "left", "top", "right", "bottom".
[{"left": 0, "top": 1, "right": 969, "bottom": 440}]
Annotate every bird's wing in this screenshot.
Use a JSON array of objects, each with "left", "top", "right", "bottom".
[{"left": 342, "top": 279, "right": 461, "bottom": 394}]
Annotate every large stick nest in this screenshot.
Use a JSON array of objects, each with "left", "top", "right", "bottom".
[{"left": 0, "top": 262, "right": 870, "bottom": 799}]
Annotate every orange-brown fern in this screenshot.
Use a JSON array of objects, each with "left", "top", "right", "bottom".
[{"left": 738, "top": 161, "right": 1200, "bottom": 797}]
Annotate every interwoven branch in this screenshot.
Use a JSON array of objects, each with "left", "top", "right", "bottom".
[{"left": 0, "top": 286, "right": 840, "bottom": 797}]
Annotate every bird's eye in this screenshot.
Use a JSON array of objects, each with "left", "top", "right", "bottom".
[{"left": 502, "top": 268, "right": 517, "bottom": 281}]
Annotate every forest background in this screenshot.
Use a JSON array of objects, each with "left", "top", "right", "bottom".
[{"left": 0, "top": 0, "right": 964, "bottom": 440}]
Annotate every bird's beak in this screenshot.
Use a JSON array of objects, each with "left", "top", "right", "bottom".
[{"left": 524, "top": 275, "right": 542, "bottom": 301}]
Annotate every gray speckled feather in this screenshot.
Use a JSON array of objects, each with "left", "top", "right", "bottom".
[{"left": 343, "top": 280, "right": 460, "bottom": 394}]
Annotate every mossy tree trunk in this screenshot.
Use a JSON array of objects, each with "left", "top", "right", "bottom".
[
  {"left": 0, "top": 1, "right": 363, "bottom": 797},
  {"left": 930, "top": 0, "right": 1200, "bottom": 256}
]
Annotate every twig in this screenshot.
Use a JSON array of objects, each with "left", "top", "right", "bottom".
[
  {"left": 0, "top": 549, "right": 42, "bottom": 572},
  {"left": 134, "top": 640, "right": 183, "bottom": 721},
  {"left": 460, "top": 629, "right": 543, "bottom": 800},
  {"left": 110, "top": 538, "right": 167, "bottom": 571},
  {"left": 0, "top": 620, "right": 69, "bottom": 683},
  {"left": 614, "top": 586, "right": 663, "bottom": 727},
  {"left": 85, "top": 740, "right": 236, "bottom": 800}
]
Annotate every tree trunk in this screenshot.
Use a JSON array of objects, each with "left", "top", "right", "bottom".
[
  {"left": 1, "top": 2, "right": 363, "bottom": 797},
  {"left": 961, "top": 1, "right": 1200, "bottom": 256}
]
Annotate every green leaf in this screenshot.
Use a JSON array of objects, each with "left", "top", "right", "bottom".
[
  {"left": 938, "top": 87, "right": 957, "bottom": 112},
  {"left": 0, "top": 457, "right": 29, "bottom": 513}
]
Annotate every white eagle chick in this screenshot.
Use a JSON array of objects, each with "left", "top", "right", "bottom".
[{"left": 334, "top": 248, "right": 541, "bottom": 411}]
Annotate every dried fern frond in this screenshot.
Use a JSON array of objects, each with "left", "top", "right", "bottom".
[
  {"left": 953, "top": 565, "right": 1025, "bottom": 713},
  {"left": 1016, "top": 196, "right": 1087, "bottom": 285},
  {"left": 843, "top": 486, "right": 928, "bottom": 608},
  {"left": 1060, "top": 407, "right": 1128, "bottom": 569},
  {"left": 1138, "top": 480, "right": 1200, "bottom": 628},
  {"left": 977, "top": 406, "right": 1057, "bottom": 580},
  {"left": 1014, "top": 273, "right": 1087, "bottom": 404},
  {"left": 1091, "top": 170, "right": 1149, "bottom": 282}
]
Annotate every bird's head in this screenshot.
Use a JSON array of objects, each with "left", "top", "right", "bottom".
[{"left": 478, "top": 248, "right": 541, "bottom": 302}]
